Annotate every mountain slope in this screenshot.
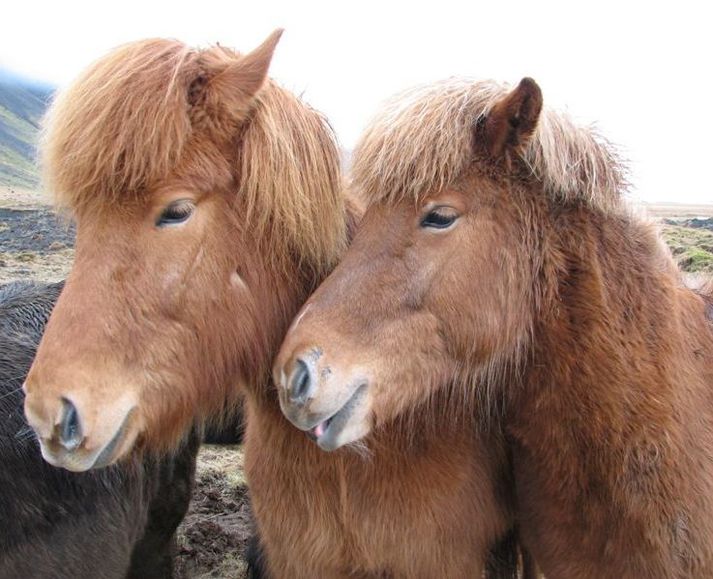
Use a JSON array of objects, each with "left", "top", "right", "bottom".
[{"left": 0, "top": 74, "right": 53, "bottom": 190}]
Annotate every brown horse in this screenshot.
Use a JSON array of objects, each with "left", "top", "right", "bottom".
[
  {"left": 24, "top": 31, "right": 346, "bottom": 471},
  {"left": 22, "top": 36, "right": 519, "bottom": 577},
  {"left": 275, "top": 77, "right": 713, "bottom": 578}
]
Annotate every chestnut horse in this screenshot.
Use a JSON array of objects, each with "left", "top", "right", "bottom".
[
  {"left": 22, "top": 35, "right": 519, "bottom": 577},
  {"left": 275, "top": 77, "right": 713, "bottom": 578}
]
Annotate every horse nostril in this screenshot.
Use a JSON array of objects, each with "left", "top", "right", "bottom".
[
  {"left": 58, "top": 398, "right": 83, "bottom": 451},
  {"left": 288, "top": 358, "right": 313, "bottom": 404}
]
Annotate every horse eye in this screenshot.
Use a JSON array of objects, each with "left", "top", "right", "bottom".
[
  {"left": 420, "top": 208, "right": 458, "bottom": 230},
  {"left": 156, "top": 200, "right": 195, "bottom": 227}
]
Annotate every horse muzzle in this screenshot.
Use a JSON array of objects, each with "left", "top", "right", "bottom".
[
  {"left": 24, "top": 387, "right": 139, "bottom": 472},
  {"left": 274, "top": 349, "right": 372, "bottom": 451}
]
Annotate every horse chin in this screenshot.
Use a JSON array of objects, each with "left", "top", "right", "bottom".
[
  {"left": 38, "top": 408, "right": 140, "bottom": 472},
  {"left": 305, "top": 383, "right": 372, "bottom": 452}
]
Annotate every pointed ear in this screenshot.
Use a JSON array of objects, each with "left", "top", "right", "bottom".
[
  {"left": 482, "top": 77, "right": 543, "bottom": 158},
  {"left": 199, "top": 29, "right": 283, "bottom": 120},
  {"left": 221, "top": 28, "right": 283, "bottom": 98}
]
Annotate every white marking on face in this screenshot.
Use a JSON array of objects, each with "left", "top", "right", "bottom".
[
  {"left": 230, "top": 271, "right": 247, "bottom": 291},
  {"left": 289, "top": 304, "right": 312, "bottom": 333}
]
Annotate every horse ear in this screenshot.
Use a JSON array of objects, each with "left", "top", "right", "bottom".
[
  {"left": 224, "top": 28, "right": 283, "bottom": 98},
  {"left": 198, "top": 29, "right": 283, "bottom": 120},
  {"left": 482, "top": 77, "right": 543, "bottom": 158}
]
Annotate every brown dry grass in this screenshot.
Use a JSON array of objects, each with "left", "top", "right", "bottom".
[
  {"left": 0, "top": 248, "right": 74, "bottom": 284},
  {"left": 0, "top": 185, "right": 52, "bottom": 209},
  {"left": 175, "top": 445, "right": 250, "bottom": 579}
]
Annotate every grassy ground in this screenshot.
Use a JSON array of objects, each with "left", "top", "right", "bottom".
[
  {"left": 0, "top": 80, "right": 51, "bottom": 191},
  {"left": 645, "top": 202, "right": 713, "bottom": 273},
  {"left": 661, "top": 225, "right": 713, "bottom": 273}
]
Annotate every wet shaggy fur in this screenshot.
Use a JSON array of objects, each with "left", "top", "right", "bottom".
[
  {"left": 326, "top": 77, "right": 713, "bottom": 578},
  {"left": 0, "top": 281, "right": 199, "bottom": 578}
]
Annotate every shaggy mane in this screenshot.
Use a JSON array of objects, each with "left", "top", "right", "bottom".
[
  {"left": 351, "top": 78, "right": 628, "bottom": 211},
  {"left": 41, "top": 39, "right": 197, "bottom": 208},
  {"left": 41, "top": 38, "right": 346, "bottom": 273}
]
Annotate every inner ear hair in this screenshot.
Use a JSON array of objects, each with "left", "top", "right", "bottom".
[
  {"left": 192, "top": 29, "right": 284, "bottom": 125},
  {"left": 211, "top": 28, "right": 284, "bottom": 103},
  {"left": 188, "top": 74, "right": 209, "bottom": 107},
  {"left": 483, "top": 77, "right": 543, "bottom": 159}
]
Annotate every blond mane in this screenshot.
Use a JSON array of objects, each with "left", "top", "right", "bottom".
[
  {"left": 351, "top": 78, "right": 627, "bottom": 211},
  {"left": 41, "top": 39, "right": 196, "bottom": 209},
  {"left": 41, "top": 38, "right": 346, "bottom": 274}
]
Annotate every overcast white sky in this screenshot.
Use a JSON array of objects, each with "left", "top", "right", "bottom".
[{"left": 1, "top": 0, "right": 711, "bottom": 204}]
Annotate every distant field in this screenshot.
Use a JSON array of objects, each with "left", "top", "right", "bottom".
[
  {"left": 643, "top": 202, "right": 713, "bottom": 218},
  {"left": 0, "top": 185, "right": 49, "bottom": 208},
  {"left": 0, "top": 78, "right": 52, "bottom": 191},
  {"left": 643, "top": 203, "right": 713, "bottom": 274}
]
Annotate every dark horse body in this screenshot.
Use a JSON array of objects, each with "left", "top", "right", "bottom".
[{"left": 0, "top": 281, "right": 199, "bottom": 578}]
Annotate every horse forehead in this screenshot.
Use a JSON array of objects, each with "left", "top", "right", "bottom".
[{"left": 73, "top": 210, "right": 142, "bottom": 241}]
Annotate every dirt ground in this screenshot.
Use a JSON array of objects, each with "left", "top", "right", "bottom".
[
  {"left": 174, "top": 445, "right": 253, "bottom": 579},
  {"left": 1, "top": 186, "right": 712, "bottom": 577}
]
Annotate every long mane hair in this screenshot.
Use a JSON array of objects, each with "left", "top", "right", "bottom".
[
  {"left": 352, "top": 78, "right": 628, "bottom": 211},
  {"left": 41, "top": 38, "right": 347, "bottom": 276}
]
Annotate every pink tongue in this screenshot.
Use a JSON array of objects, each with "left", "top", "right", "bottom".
[{"left": 313, "top": 421, "right": 327, "bottom": 438}]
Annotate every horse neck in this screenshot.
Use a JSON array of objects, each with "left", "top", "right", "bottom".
[
  {"left": 512, "top": 204, "right": 713, "bottom": 445},
  {"left": 249, "top": 378, "right": 511, "bottom": 477},
  {"left": 243, "top": 200, "right": 361, "bottom": 405}
]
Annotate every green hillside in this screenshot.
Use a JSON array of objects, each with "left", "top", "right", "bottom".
[{"left": 0, "top": 75, "right": 52, "bottom": 190}]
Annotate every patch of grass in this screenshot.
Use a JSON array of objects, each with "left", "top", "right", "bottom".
[
  {"left": 196, "top": 552, "right": 247, "bottom": 579},
  {"left": 15, "top": 250, "right": 36, "bottom": 262},
  {"left": 661, "top": 225, "right": 713, "bottom": 273},
  {"left": 196, "top": 444, "right": 246, "bottom": 487},
  {"left": 679, "top": 247, "right": 713, "bottom": 272},
  {"left": 0, "top": 248, "right": 74, "bottom": 284},
  {"left": 0, "top": 80, "right": 49, "bottom": 190}
]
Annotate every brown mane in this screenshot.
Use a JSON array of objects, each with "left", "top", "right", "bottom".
[
  {"left": 41, "top": 39, "right": 346, "bottom": 274},
  {"left": 352, "top": 78, "right": 628, "bottom": 210}
]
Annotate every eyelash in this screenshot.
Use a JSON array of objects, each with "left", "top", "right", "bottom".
[
  {"left": 156, "top": 200, "right": 195, "bottom": 227},
  {"left": 420, "top": 209, "right": 458, "bottom": 229}
]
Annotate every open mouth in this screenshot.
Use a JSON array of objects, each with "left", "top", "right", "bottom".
[
  {"left": 307, "top": 416, "right": 332, "bottom": 440},
  {"left": 306, "top": 383, "right": 368, "bottom": 451}
]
